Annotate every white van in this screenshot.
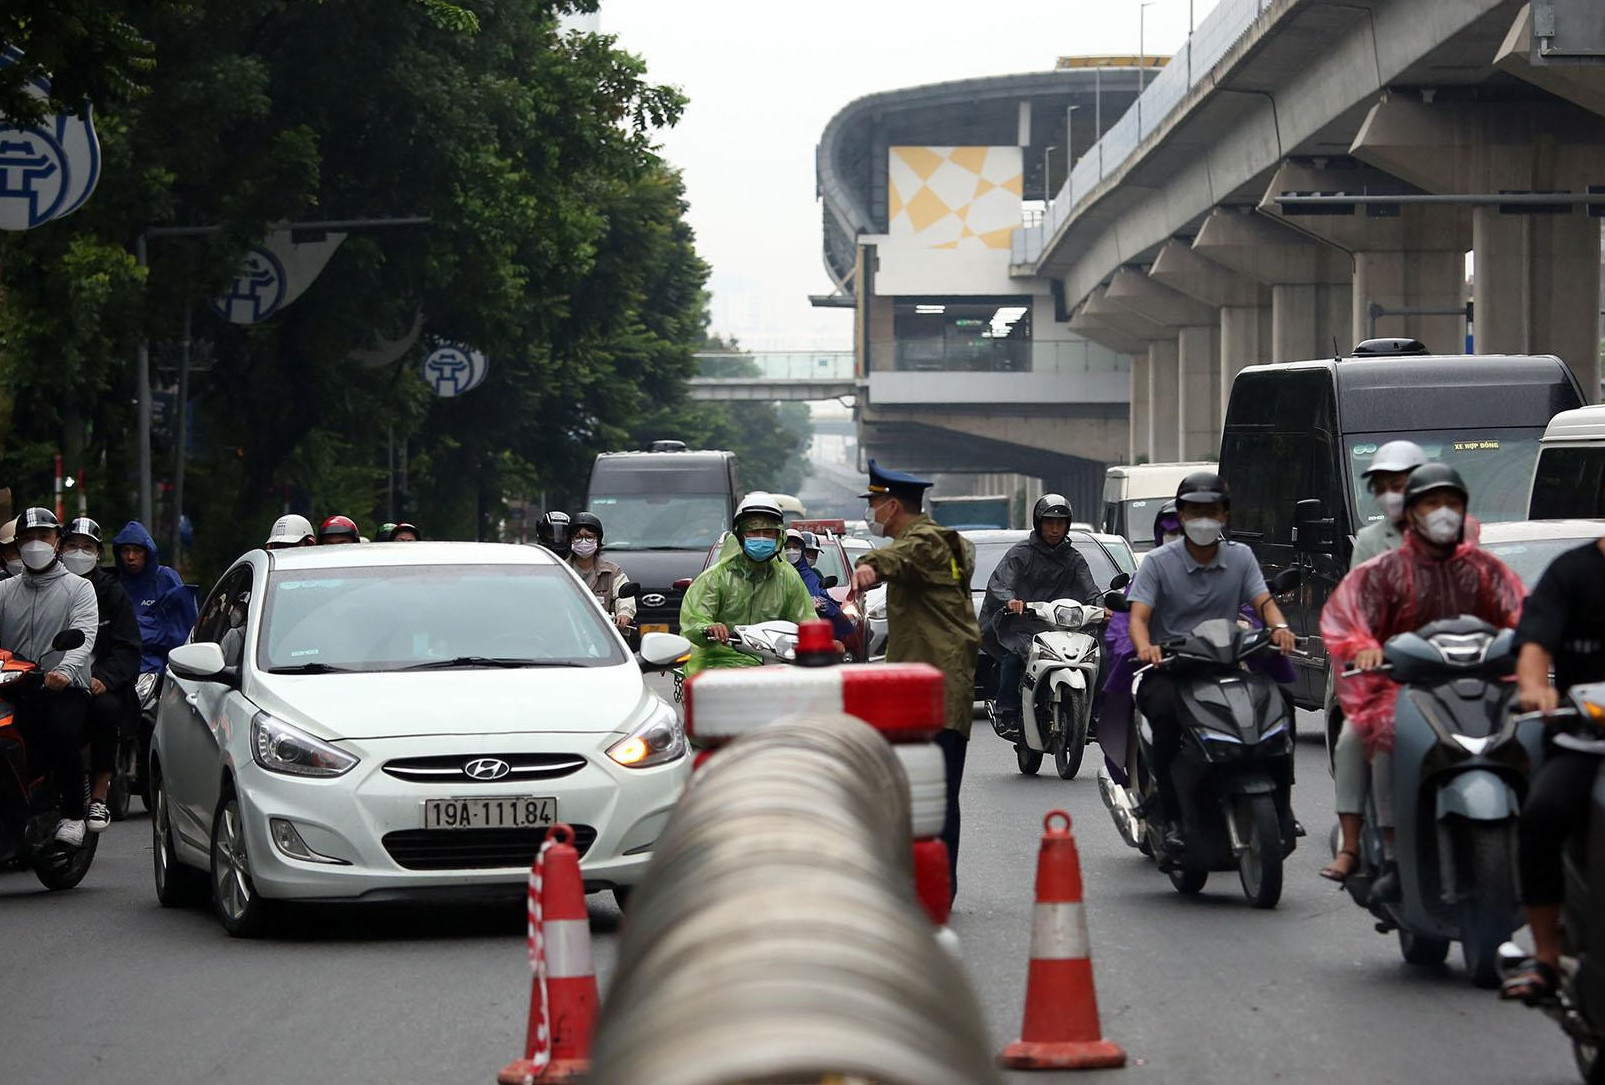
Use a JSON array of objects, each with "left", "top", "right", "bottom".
[
  {"left": 1529, "top": 404, "right": 1605, "bottom": 519},
  {"left": 1101, "top": 461, "right": 1218, "bottom": 554}
]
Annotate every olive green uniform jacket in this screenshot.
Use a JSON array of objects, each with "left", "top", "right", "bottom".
[{"left": 857, "top": 515, "right": 981, "bottom": 737}]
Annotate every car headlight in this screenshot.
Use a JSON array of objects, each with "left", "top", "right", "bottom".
[
  {"left": 607, "top": 702, "right": 687, "bottom": 769},
  {"left": 251, "top": 712, "right": 359, "bottom": 778}
]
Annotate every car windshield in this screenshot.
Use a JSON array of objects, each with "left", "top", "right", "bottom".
[
  {"left": 1481, "top": 535, "right": 1600, "bottom": 589},
  {"left": 1347, "top": 428, "right": 1543, "bottom": 528},
  {"left": 587, "top": 494, "right": 726, "bottom": 550},
  {"left": 257, "top": 564, "right": 627, "bottom": 672},
  {"left": 1110, "top": 498, "right": 1167, "bottom": 552}
]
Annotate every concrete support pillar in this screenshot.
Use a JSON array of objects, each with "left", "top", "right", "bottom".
[
  {"left": 1259, "top": 161, "right": 1469, "bottom": 350},
  {"left": 1177, "top": 325, "right": 1221, "bottom": 460},
  {"left": 1271, "top": 283, "right": 1352, "bottom": 363},
  {"left": 1220, "top": 304, "right": 1272, "bottom": 421},
  {"left": 1129, "top": 350, "right": 1151, "bottom": 464},
  {"left": 1352, "top": 94, "right": 1605, "bottom": 398},
  {"left": 1147, "top": 339, "right": 1180, "bottom": 463}
]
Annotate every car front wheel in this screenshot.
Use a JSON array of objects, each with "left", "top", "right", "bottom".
[{"left": 210, "top": 787, "right": 276, "bottom": 937}]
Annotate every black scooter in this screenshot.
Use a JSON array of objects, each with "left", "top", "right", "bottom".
[
  {"left": 1500, "top": 681, "right": 1605, "bottom": 1085},
  {"left": 1103, "top": 588, "right": 1300, "bottom": 908},
  {"left": 0, "top": 628, "right": 97, "bottom": 890}
]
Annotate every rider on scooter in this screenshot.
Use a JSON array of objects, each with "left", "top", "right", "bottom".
[
  {"left": 0, "top": 508, "right": 100, "bottom": 845},
  {"left": 1321, "top": 464, "right": 1524, "bottom": 897},
  {"left": 679, "top": 493, "right": 816, "bottom": 676},
  {"left": 1128, "top": 473, "right": 1296, "bottom": 854},
  {"left": 1500, "top": 533, "right": 1605, "bottom": 1002},
  {"left": 982, "top": 494, "right": 1105, "bottom": 740}
]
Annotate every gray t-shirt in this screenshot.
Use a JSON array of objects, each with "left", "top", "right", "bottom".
[{"left": 1129, "top": 538, "right": 1269, "bottom": 645}]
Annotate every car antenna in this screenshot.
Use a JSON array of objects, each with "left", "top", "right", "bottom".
[{"left": 1333, "top": 335, "right": 1341, "bottom": 363}]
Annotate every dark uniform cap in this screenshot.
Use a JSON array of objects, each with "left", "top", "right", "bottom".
[{"left": 859, "top": 458, "right": 934, "bottom": 502}]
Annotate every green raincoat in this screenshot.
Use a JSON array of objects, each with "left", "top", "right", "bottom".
[
  {"left": 679, "top": 534, "right": 817, "bottom": 676},
  {"left": 856, "top": 515, "right": 981, "bottom": 736}
]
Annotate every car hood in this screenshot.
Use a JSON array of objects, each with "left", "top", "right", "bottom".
[
  {"left": 602, "top": 548, "right": 709, "bottom": 590},
  {"left": 248, "top": 664, "right": 654, "bottom": 740}
]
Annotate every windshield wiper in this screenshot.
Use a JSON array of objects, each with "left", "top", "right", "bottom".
[
  {"left": 397, "top": 656, "right": 585, "bottom": 672},
  {"left": 266, "top": 662, "right": 358, "bottom": 675}
]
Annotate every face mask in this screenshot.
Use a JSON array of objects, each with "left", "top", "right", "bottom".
[
  {"left": 743, "top": 537, "right": 779, "bottom": 562},
  {"left": 1378, "top": 491, "right": 1405, "bottom": 524},
  {"left": 784, "top": 547, "right": 803, "bottom": 564},
  {"left": 3, "top": 559, "right": 20, "bottom": 577},
  {"left": 865, "top": 503, "right": 887, "bottom": 539},
  {"left": 20, "top": 540, "right": 57, "bottom": 572},
  {"left": 571, "top": 539, "right": 599, "bottom": 559},
  {"left": 61, "top": 550, "right": 98, "bottom": 577},
  {"left": 1416, "top": 506, "right": 1463, "bottom": 545},
  {"left": 1182, "top": 518, "right": 1223, "bottom": 547}
]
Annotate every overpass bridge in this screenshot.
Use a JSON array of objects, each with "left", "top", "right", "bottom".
[{"left": 687, "top": 351, "right": 855, "bottom": 402}]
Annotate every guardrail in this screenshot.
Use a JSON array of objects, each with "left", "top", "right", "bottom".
[
  {"left": 1015, "top": 0, "right": 1272, "bottom": 265},
  {"left": 588, "top": 713, "right": 1003, "bottom": 1085},
  {"left": 869, "top": 338, "right": 1130, "bottom": 375},
  {"left": 695, "top": 350, "right": 855, "bottom": 380}
]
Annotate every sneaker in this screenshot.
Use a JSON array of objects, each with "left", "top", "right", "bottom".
[
  {"left": 86, "top": 802, "right": 112, "bottom": 834},
  {"left": 53, "top": 818, "right": 87, "bottom": 847}
]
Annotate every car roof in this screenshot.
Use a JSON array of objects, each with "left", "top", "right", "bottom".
[
  {"left": 263, "top": 541, "right": 560, "bottom": 570},
  {"left": 1477, "top": 519, "right": 1605, "bottom": 543},
  {"left": 1541, "top": 404, "right": 1605, "bottom": 443},
  {"left": 961, "top": 529, "right": 1029, "bottom": 543},
  {"left": 1104, "top": 461, "right": 1216, "bottom": 480}
]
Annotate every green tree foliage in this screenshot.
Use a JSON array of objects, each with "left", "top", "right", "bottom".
[{"left": 0, "top": 0, "right": 730, "bottom": 580}]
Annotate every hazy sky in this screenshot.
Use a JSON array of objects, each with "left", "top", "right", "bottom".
[{"left": 604, "top": 0, "right": 1212, "bottom": 351}]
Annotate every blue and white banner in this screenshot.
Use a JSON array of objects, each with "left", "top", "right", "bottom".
[
  {"left": 0, "top": 49, "right": 101, "bottom": 231},
  {"left": 422, "top": 342, "right": 490, "bottom": 398},
  {"left": 210, "top": 228, "right": 347, "bottom": 324}
]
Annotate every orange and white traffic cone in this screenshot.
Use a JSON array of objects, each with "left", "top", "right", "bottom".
[
  {"left": 999, "top": 810, "right": 1127, "bottom": 1071},
  {"left": 498, "top": 824, "right": 597, "bottom": 1084}
]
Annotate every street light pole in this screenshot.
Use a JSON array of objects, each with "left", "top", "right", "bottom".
[
  {"left": 134, "top": 232, "right": 152, "bottom": 528},
  {"left": 1065, "top": 104, "right": 1080, "bottom": 174},
  {"left": 1042, "top": 145, "right": 1057, "bottom": 206},
  {"left": 1139, "top": 3, "right": 1154, "bottom": 93},
  {"left": 170, "top": 304, "right": 192, "bottom": 567}
]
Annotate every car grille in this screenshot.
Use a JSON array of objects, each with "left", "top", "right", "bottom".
[
  {"left": 381, "top": 753, "right": 587, "bottom": 784},
  {"left": 382, "top": 825, "right": 597, "bottom": 871},
  {"left": 636, "top": 587, "right": 684, "bottom": 632}
]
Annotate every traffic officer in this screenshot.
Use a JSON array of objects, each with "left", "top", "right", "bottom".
[{"left": 851, "top": 460, "right": 980, "bottom": 903}]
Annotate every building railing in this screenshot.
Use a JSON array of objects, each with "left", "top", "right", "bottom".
[
  {"left": 695, "top": 351, "right": 855, "bottom": 380},
  {"left": 1014, "top": 0, "right": 1271, "bottom": 266},
  {"left": 869, "top": 339, "right": 1128, "bottom": 375}
]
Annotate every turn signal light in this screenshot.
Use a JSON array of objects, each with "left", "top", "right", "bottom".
[{"left": 609, "top": 736, "right": 651, "bottom": 766}]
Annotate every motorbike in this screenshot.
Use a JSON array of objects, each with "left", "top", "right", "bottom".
[
  {"left": 995, "top": 598, "right": 1104, "bottom": 780},
  {"left": 0, "top": 628, "right": 97, "bottom": 890},
  {"left": 105, "top": 671, "right": 159, "bottom": 821},
  {"left": 1499, "top": 681, "right": 1605, "bottom": 1084},
  {"left": 1098, "top": 597, "right": 1300, "bottom": 908},
  {"left": 672, "top": 621, "right": 805, "bottom": 703},
  {"left": 1335, "top": 617, "right": 1542, "bottom": 988}
]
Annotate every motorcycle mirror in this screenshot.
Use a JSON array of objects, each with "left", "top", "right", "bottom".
[
  {"left": 1103, "top": 590, "right": 1130, "bottom": 613},
  {"left": 1268, "top": 566, "right": 1302, "bottom": 595},
  {"left": 51, "top": 629, "right": 86, "bottom": 652},
  {"left": 1108, "top": 572, "right": 1131, "bottom": 591},
  {"left": 819, "top": 575, "right": 839, "bottom": 589},
  {"left": 616, "top": 582, "right": 641, "bottom": 600}
]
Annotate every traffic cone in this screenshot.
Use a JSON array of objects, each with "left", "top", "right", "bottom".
[
  {"left": 999, "top": 810, "right": 1127, "bottom": 1071},
  {"left": 498, "top": 824, "right": 598, "bottom": 1084},
  {"left": 912, "top": 837, "right": 952, "bottom": 925}
]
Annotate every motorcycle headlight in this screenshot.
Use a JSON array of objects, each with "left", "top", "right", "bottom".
[
  {"left": 251, "top": 712, "right": 359, "bottom": 778},
  {"left": 607, "top": 701, "right": 687, "bottom": 769},
  {"left": 136, "top": 672, "right": 159, "bottom": 704}
]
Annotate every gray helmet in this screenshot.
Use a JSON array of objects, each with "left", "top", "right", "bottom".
[
  {"left": 1032, "top": 493, "right": 1073, "bottom": 536},
  {"left": 1362, "top": 440, "right": 1427, "bottom": 479},
  {"left": 1403, "top": 462, "right": 1468, "bottom": 508}
]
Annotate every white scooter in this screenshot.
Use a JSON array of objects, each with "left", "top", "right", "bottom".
[{"left": 1005, "top": 599, "right": 1103, "bottom": 779}]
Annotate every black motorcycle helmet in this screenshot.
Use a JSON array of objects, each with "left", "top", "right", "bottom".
[
  {"left": 19, "top": 506, "right": 62, "bottom": 535},
  {"left": 1402, "top": 462, "right": 1468, "bottom": 509},
  {"left": 65, "top": 516, "right": 102, "bottom": 545},
  {"left": 536, "top": 511, "right": 571, "bottom": 557},
  {"left": 570, "top": 512, "right": 604, "bottom": 544},
  {"left": 1032, "top": 493, "right": 1073, "bottom": 537},
  {"left": 1176, "top": 471, "right": 1230, "bottom": 509}
]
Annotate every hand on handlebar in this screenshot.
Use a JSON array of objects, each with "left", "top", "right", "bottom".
[
  {"left": 1518, "top": 684, "right": 1560, "bottom": 715},
  {"left": 1137, "top": 644, "right": 1165, "bottom": 666},
  {"left": 1007, "top": 599, "right": 1025, "bottom": 616},
  {"left": 43, "top": 671, "right": 70, "bottom": 692},
  {"left": 1271, "top": 627, "right": 1296, "bottom": 655},
  {"left": 1353, "top": 647, "right": 1385, "bottom": 672},
  {"left": 704, "top": 623, "right": 731, "bottom": 645}
]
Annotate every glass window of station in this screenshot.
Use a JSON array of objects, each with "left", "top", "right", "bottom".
[{"left": 890, "top": 296, "right": 1033, "bottom": 372}]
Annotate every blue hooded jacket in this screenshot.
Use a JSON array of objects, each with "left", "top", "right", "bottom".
[
  {"left": 796, "top": 557, "right": 854, "bottom": 640},
  {"left": 114, "top": 521, "right": 197, "bottom": 672}
]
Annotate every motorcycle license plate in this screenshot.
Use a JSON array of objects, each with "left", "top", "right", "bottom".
[
  {"left": 640, "top": 624, "right": 669, "bottom": 635},
  {"left": 422, "top": 797, "right": 556, "bottom": 830}
]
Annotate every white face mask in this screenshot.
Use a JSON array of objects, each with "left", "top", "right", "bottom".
[
  {"left": 4, "top": 559, "right": 21, "bottom": 577},
  {"left": 1416, "top": 506, "right": 1463, "bottom": 545},
  {"left": 61, "top": 550, "right": 98, "bottom": 577},
  {"left": 784, "top": 547, "right": 803, "bottom": 564},
  {"left": 570, "top": 538, "right": 599, "bottom": 559},
  {"left": 865, "top": 503, "right": 887, "bottom": 538},
  {"left": 1378, "top": 491, "right": 1405, "bottom": 524},
  {"left": 1182, "top": 518, "right": 1223, "bottom": 547},
  {"left": 20, "top": 540, "right": 57, "bottom": 572}
]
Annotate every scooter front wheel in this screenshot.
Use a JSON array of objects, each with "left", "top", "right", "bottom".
[
  {"left": 1015, "top": 745, "right": 1043, "bottom": 775},
  {"left": 1235, "top": 793, "right": 1284, "bottom": 909},
  {"left": 1169, "top": 867, "right": 1207, "bottom": 894},
  {"left": 1053, "top": 699, "right": 1088, "bottom": 780},
  {"left": 1398, "top": 928, "right": 1450, "bottom": 966}
]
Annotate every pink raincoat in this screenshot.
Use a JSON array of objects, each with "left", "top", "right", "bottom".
[{"left": 1320, "top": 526, "right": 1524, "bottom": 755}]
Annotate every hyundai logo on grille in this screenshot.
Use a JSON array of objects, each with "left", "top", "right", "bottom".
[
  {"left": 463, "top": 758, "right": 511, "bottom": 781},
  {"left": 642, "top": 593, "right": 667, "bottom": 608}
]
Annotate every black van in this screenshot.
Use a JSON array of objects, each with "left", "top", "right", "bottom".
[
  {"left": 1219, "top": 349, "right": 1583, "bottom": 710},
  {"left": 585, "top": 448, "right": 741, "bottom": 634}
]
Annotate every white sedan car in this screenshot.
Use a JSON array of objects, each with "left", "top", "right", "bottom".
[{"left": 149, "top": 542, "right": 691, "bottom": 936}]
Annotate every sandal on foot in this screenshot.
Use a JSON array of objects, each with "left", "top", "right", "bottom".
[
  {"left": 1320, "top": 849, "right": 1359, "bottom": 884},
  {"left": 1499, "top": 959, "right": 1559, "bottom": 1004}
]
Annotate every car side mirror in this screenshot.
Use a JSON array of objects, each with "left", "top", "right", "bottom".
[
  {"left": 672, "top": 578, "right": 693, "bottom": 592},
  {"left": 168, "top": 642, "right": 229, "bottom": 682},
  {"left": 51, "top": 628, "right": 86, "bottom": 652},
  {"left": 820, "top": 575, "right": 839, "bottom": 590},
  {"left": 1103, "top": 590, "right": 1131, "bottom": 613},
  {"left": 1108, "top": 572, "right": 1131, "bottom": 591},
  {"left": 616, "top": 582, "right": 641, "bottom": 600},
  {"left": 1292, "top": 498, "right": 1336, "bottom": 553},
  {"left": 1268, "top": 567, "right": 1303, "bottom": 596},
  {"left": 637, "top": 632, "right": 691, "bottom": 671}
]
